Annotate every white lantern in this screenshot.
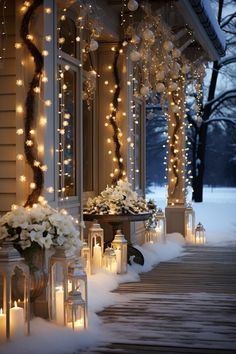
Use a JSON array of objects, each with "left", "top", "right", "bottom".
[
  {"left": 127, "top": 0, "right": 139, "bottom": 11},
  {"left": 195, "top": 223, "right": 206, "bottom": 244},
  {"left": 163, "top": 40, "right": 174, "bottom": 52},
  {"left": 185, "top": 205, "right": 195, "bottom": 241},
  {"left": 49, "top": 246, "right": 75, "bottom": 326},
  {"left": 67, "top": 260, "right": 88, "bottom": 329},
  {"left": 155, "top": 208, "right": 166, "bottom": 243},
  {"left": 88, "top": 221, "right": 104, "bottom": 274},
  {"left": 0, "top": 242, "right": 30, "bottom": 341},
  {"left": 81, "top": 241, "right": 91, "bottom": 275},
  {"left": 145, "top": 227, "right": 159, "bottom": 243},
  {"left": 65, "top": 290, "right": 86, "bottom": 330},
  {"left": 103, "top": 247, "right": 117, "bottom": 274},
  {"left": 89, "top": 39, "right": 98, "bottom": 52},
  {"left": 130, "top": 50, "right": 141, "bottom": 62},
  {"left": 156, "top": 82, "right": 165, "bottom": 93},
  {"left": 111, "top": 230, "right": 127, "bottom": 274}
]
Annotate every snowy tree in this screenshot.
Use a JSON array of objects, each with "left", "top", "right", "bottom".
[{"left": 188, "top": 0, "right": 236, "bottom": 202}]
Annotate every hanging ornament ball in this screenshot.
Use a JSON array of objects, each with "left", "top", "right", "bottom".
[
  {"left": 89, "top": 39, "right": 99, "bottom": 51},
  {"left": 143, "top": 28, "right": 155, "bottom": 42},
  {"left": 156, "top": 82, "right": 165, "bottom": 93},
  {"left": 130, "top": 50, "right": 141, "bottom": 62},
  {"left": 182, "top": 64, "right": 191, "bottom": 74},
  {"left": 131, "top": 34, "right": 141, "bottom": 44},
  {"left": 127, "top": 0, "right": 139, "bottom": 11},
  {"left": 88, "top": 70, "right": 97, "bottom": 78},
  {"left": 140, "top": 85, "right": 150, "bottom": 96},
  {"left": 168, "top": 82, "right": 178, "bottom": 91},
  {"left": 172, "top": 104, "right": 180, "bottom": 113},
  {"left": 163, "top": 40, "right": 174, "bottom": 52},
  {"left": 156, "top": 70, "right": 165, "bottom": 81},
  {"left": 172, "top": 48, "right": 181, "bottom": 58}
]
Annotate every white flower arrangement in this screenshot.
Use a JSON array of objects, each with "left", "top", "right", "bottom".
[
  {"left": 84, "top": 179, "right": 149, "bottom": 215},
  {"left": 0, "top": 204, "right": 81, "bottom": 256}
]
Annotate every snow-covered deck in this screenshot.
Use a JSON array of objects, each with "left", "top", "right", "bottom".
[{"left": 82, "top": 244, "right": 236, "bottom": 353}]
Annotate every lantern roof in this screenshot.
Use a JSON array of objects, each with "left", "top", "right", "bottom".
[{"left": 0, "top": 242, "right": 24, "bottom": 262}]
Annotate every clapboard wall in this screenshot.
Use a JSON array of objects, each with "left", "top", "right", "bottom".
[{"left": 0, "top": 1, "right": 16, "bottom": 214}]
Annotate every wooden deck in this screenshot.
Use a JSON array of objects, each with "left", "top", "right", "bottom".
[{"left": 81, "top": 245, "right": 236, "bottom": 354}]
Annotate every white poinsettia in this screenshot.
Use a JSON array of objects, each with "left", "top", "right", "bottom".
[
  {"left": 0, "top": 203, "right": 82, "bottom": 255},
  {"left": 84, "top": 179, "right": 149, "bottom": 215}
]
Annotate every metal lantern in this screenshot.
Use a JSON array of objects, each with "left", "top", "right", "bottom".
[
  {"left": 88, "top": 221, "right": 104, "bottom": 273},
  {"left": 65, "top": 290, "right": 86, "bottom": 331},
  {"left": 49, "top": 246, "right": 75, "bottom": 326},
  {"left": 155, "top": 208, "right": 166, "bottom": 242},
  {"left": 195, "top": 222, "right": 206, "bottom": 244},
  {"left": 103, "top": 247, "right": 117, "bottom": 274},
  {"left": 111, "top": 230, "right": 127, "bottom": 274},
  {"left": 67, "top": 259, "right": 88, "bottom": 329},
  {"left": 185, "top": 204, "right": 195, "bottom": 240},
  {"left": 81, "top": 241, "right": 91, "bottom": 275},
  {"left": 144, "top": 227, "right": 159, "bottom": 243},
  {"left": 0, "top": 241, "right": 30, "bottom": 341}
]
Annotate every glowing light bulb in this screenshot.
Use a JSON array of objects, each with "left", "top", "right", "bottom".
[
  {"left": 16, "top": 129, "right": 24, "bottom": 135},
  {"left": 45, "top": 35, "right": 52, "bottom": 42},
  {"left": 16, "top": 154, "right": 24, "bottom": 160},
  {"left": 16, "top": 79, "right": 23, "bottom": 86},
  {"left": 39, "top": 116, "right": 47, "bottom": 126},
  {"left": 30, "top": 182, "right": 36, "bottom": 189},
  {"left": 15, "top": 43, "right": 22, "bottom": 49},
  {"left": 45, "top": 7, "right": 52, "bottom": 14},
  {"left": 42, "top": 50, "right": 49, "bottom": 56},
  {"left": 16, "top": 105, "right": 23, "bottom": 113},
  {"left": 19, "top": 175, "right": 26, "bottom": 182}
]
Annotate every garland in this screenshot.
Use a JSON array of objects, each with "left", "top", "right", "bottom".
[
  {"left": 170, "top": 91, "right": 181, "bottom": 196},
  {"left": 109, "top": 42, "right": 125, "bottom": 185},
  {"left": 20, "top": 0, "right": 44, "bottom": 207}
]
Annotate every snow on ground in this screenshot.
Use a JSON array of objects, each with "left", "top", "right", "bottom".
[
  {"left": 1, "top": 234, "right": 184, "bottom": 354},
  {"left": 147, "top": 186, "right": 236, "bottom": 245},
  {"left": 1, "top": 187, "right": 235, "bottom": 353}
]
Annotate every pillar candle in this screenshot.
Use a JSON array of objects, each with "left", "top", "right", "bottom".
[
  {"left": 0, "top": 308, "right": 6, "bottom": 342},
  {"left": 10, "top": 301, "right": 24, "bottom": 338},
  {"left": 115, "top": 249, "right": 121, "bottom": 273},
  {"left": 93, "top": 243, "right": 102, "bottom": 269},
  {"left": 55, "top": 287, "right": 64, "bottom": 325}
]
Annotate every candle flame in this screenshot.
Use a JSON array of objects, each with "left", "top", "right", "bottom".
[
  {"left": 14, "top": 300, "right": 17, "bottom": 308},
  {"left": 0, "top": 308, "right": 2, "bottom": 314}
]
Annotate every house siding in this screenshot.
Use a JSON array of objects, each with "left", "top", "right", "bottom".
[{"left": 0, "top": 1, "right": 16, "bottom": 214}]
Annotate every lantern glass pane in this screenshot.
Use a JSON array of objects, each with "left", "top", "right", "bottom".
[
  {"left": 51, "top": 263, "right": 65, "bottom": 325},
  {"left": 66, "top": 303, "right": 85, "bottom": 329}
]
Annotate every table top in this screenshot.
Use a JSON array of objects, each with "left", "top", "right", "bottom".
[{"left": 83, "top": 212, "right": 151, "bottom": 223}]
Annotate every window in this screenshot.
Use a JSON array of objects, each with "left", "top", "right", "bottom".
[{"left": 57, "top": 11, "right": 81, "bottom": 200}]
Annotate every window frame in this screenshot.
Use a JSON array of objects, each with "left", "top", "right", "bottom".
[{"left": 55, "top": 8, "right": 83, "bottom": 210}]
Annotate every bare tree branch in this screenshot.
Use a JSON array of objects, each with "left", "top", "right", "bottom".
[{"left": 205, "top": 89, "right": 236, "bottom": 107}]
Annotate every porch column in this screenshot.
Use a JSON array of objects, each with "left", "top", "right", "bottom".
[{"left": 165, "top": 78, "right": 189, "bottom": 237}]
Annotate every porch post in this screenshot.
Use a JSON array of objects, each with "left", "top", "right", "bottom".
[{"left": 165, "top": 78, "right": 189, "bottom": 237}]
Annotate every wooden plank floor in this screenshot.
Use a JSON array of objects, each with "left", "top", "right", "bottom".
[{"left": 81, "top": 245, "right": 236, "bottom": 354}]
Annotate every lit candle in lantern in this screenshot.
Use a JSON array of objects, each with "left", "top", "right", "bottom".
[
  {"left": 0, "top": 308, "right": 6, "bottom": 341},
  {"left": 10, "top": 301, "right": 24, "bottom": 338},
  {"left": 93, "top": 243, "right": 102, "bottom": 269},
  {"left": 55, "top": 286, "right": 64, "bottom": 325},
  {"left": 115, "top": 249, "right": 121, "bottom": 273}
]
